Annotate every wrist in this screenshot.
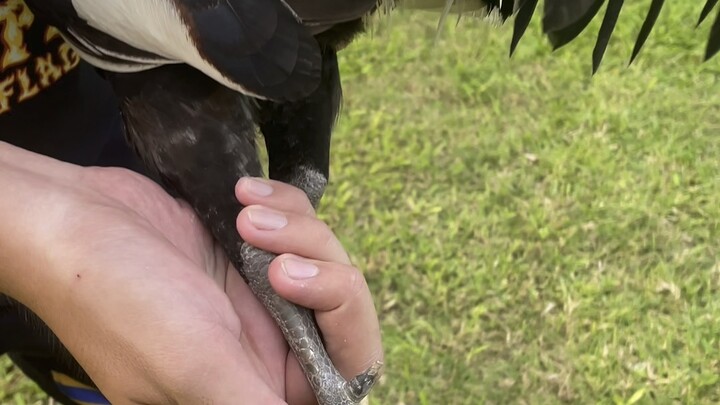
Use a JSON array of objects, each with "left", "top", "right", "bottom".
[{"left": 0, "top": 142, "right": 83, "bottom": 310}]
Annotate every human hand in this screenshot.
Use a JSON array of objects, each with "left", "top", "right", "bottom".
[
  {"left": 234, "top": 177, "right": 384, "bottom": 403},
  {"left": 0, "top": 143, "right": 382, "bottom": 404}
]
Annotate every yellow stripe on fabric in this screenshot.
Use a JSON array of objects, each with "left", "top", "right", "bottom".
[{"left": 51, "top": 371, "right": 97, "bottom": 390}]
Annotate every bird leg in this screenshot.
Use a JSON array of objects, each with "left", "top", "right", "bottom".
[
  {"left": 108, "top": 65, "right": 264, "bottom": 274},
  {"left": 107, "top": 58, "right": 380, "bottom": 405},
  {"left": 252, "top": 48, "right": 383, "bottom": 404}
]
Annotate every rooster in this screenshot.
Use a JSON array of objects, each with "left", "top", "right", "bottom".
[{"left": 20, "top": 1, "right": 720, "bottom": 404}]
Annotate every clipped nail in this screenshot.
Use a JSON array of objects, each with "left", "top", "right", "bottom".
[
  {"left": 282, "top": 259, "right": 319, "bottom": 280},
  {"left": 248, "top": 208, "right": 287, "bottom": 230},
  {"left": 245, "top": 178, "right": 273, "bottom": 197}
]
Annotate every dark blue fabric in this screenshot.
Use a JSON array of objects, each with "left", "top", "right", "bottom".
[
  {"left": 0, "top": 0, "right": 128, "bottom": 166},
  {"left": 57, "top": 385, "right": 111, "bottom": 404}
]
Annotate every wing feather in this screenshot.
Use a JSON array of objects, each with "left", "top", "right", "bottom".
[
  {"left": 176, "top": 0, "right": 322, "bottom": 101},
  {"left": 27, "top": 0, "right": 322, "bottom": 102}
]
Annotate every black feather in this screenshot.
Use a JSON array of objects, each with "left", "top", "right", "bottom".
[
  {"left": 705, "top": 5, "right": 720, "bottom": 59},
  {"left": 543, "top": 0, "right": 602, "bottom": 33},
  {"left": 178, "top": 0, "right": 322, "bottom": 102},
  {"left": 544, "top": 0, "right": 605, "bottom": 50},
  {"left": 697, "top": 0, "right": 718, "bottom": 26},
  {"left": 510, "top": 0, "right": 539, "bottom": 56},
  {"left": 592, "top": 0, "right": 623, "bottom": 73},
  {"left": 499, "top": 0, "right": 516, "bottom": 19},
  {"left": 628, "top": 0, "right": 665, "bottom": 65},
  {"left": 283, "top": 0, "right": 377, "bottom": 25}
]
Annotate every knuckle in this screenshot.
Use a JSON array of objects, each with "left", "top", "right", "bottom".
[
  {"left": 346, "top": 266, "right": 368, "bottom": 299},
  {"left": 318, "top": 223, "right": 339, "bottom": 250},
  {"left": 286, "top": 184, "right": 306, "bottom": 202},
  {"left": 296, "top": 196, "right": 315, "bottom": 218},
  {"left": 311, "top": 220, "right": 351, "bottom": 265},
  {"left": 289, "top": 189, "right": 315, "bottom": 215},
  {"left": 303, "top": 204, "right": 317, "bottom": 217}
]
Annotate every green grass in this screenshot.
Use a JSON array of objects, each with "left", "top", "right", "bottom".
[{"left": 4, "top": 2, "right": 720, "bottom": 403}]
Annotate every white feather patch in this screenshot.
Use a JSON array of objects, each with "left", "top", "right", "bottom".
[
  {"left": 61, "top": 31, "right": 163, "bottom": 72},
  {"left": 70, "top": 0, "right": 267, "bottom": 98}
]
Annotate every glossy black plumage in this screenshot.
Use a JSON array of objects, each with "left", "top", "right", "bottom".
[
  {"left": 176, "top": 0, "right": 323, "bottom": 101},
  {"left": 284, "top": 0, "right": 377, "bottom": 27},
  {"left": 542, "top": 0, "right": 601, "bottom": 34},
  {"left": 699, "top": 0, "right": 719, "bottom": 25},
  {"left": 545, "top": 0, "right": 605, "bottom": 50},
  {"left": 592, "top": 0, "right": 623, "bottom": 73},
  {"left": 509, "top": 0, "right": 720, "bottom": 71},
  {"left": 510, "top": 0, "right": 538, "bottom": 56},
  {"left": 28, "top": 0, "right": 328, "bottom": 102},
  {"left": 628, "top": 0, "right": 664, "bottom": 65},
  {"left": 705, "top": 3, "right": 720, "bottom": 59}
]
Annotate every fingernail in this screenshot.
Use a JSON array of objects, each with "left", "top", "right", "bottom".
[
  {"left": 282, "top": 259, "right": 319, "bottom": 280},
  {"left": 245, "top": 178, "right": 273, "bottom": 197},
  {"left": 248, "top": 208, "right": 287, "bottom": 230}
]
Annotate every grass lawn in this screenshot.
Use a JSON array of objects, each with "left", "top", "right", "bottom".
[{"left": 3, "top": 1, "right": 720, "bottom": 404}]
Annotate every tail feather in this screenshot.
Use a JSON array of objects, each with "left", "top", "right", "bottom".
[
  {"left": 397, "top": 0, "right": 720, "bottom": 69},
  {"left": 698, "top": 0, "right": 719, "bottom": 26},
  {"left": 544, "top": 0, "right": 604, "bottom": 50},
  {"left": 628, "top": 0, "right": 665, "bottom": 65},
  {"left": 593, "top": 0, "right": 623, "bottom": 73},
  {"left": 542, "top": 0, "right": 602, "bottom": 34},
  {"left": 706, "top": 4, "right": 720, "bottom": 60},
  {"left": 509, "top": 0, "right": 538, "bottom": 56},
  {"left": 504, "top": 0, "right": 720, "bottom": 71}
]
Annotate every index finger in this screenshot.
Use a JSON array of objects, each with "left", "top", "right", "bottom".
[{"left": 236, "top": 177, "right": 316, "bottom": 217}]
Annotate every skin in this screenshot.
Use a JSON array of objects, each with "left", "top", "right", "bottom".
[{"left": 0, "top": 141, "right": 383, "bottom": 405}]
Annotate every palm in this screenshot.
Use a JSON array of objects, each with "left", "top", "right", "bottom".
[
  {"left": 2, "top": 143, "right": 380, "bottom": 404},
  {"left": 78, "top": 167, "right": 293, "bottom": 398}
]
